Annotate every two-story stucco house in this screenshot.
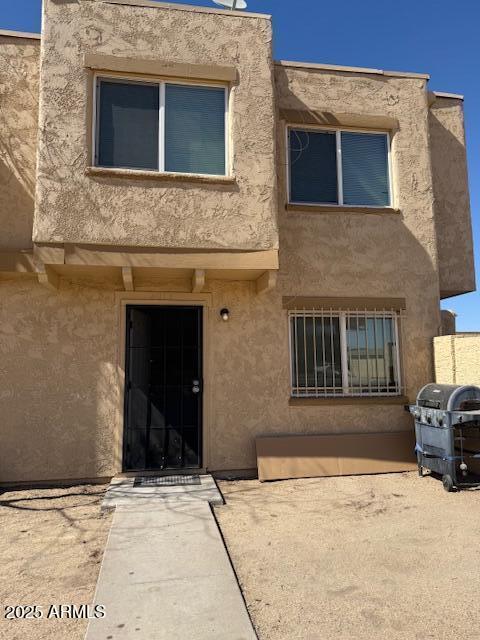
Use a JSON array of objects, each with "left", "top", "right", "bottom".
[{"left": 0, "top": 0, "right": 475, "bottom": 485}]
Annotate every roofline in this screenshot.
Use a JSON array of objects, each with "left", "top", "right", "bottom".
[
  {"left": 432, "top": 91, "right": 464, "bottom": 101},
  {"left": 275, "top": 60, "right": 430, "bottom": 81},
  {"left": 0, "top": 28, "right": 41, "bottom": 40},
  {"left": 97, "top": 0, "right": 271, "bottom": 20}
]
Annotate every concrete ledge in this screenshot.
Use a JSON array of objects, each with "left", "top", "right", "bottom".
[
  {"left": 286, "top": 203, "right": 400, "bottom": 216},
  {"left": 100, "top": 0, "right": 271, "bottom": 19},
  {"left": 85, "top": 53, "right": 237, "bottom": 82},
  {"left": 276, "top": 59, "right": 430, "bottom": 80},
  {"left": 280, "top": 108, "right": 399, "bottom": 131},
  {"left": 0, "top": 29, "right": 41, "bottom": 40},
  {"left": 256, "top": 431, "right": 417, "bottom": 482},
  {"left": 282, "top": 296, "right": 406, "bottom": 311},
  {"left": 433, "top": 91, "right": 464, "bottom": 101},
  {"left": 289, "top": 396, "right": 409, "bottom": 407},
  {"left": 86, "top": 165, "right": 236, "bottom": 185}
]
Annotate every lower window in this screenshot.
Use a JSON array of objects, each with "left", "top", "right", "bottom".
[{"left": 289, "top": 309, "right": 402, "bottom": 397}]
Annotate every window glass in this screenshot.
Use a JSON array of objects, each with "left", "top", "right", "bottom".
[
  {"left": 289, "top": 129, "right": 338, "bottom": 204},
  {"left": 97, "top": 81, "right": 159, "bottom": 170},
  {"left": 291, "top": 316, "right": 342, "bottom": 394},
  {"left": 341, "top": 132, "right": 390, "bottom": 206},
  {"left": 165, "top": 84, "right": 226, "bottom": 175},
  {"left": 346, "top": 316, "right": 397, "bottom": 394},
  {"left": 290, "top": 311, "right": 400, "bottom": 397}
]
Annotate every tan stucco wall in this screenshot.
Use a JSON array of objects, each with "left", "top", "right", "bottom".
[
  {"left": 275, "top": 65, "right": 441, "bottom": 396},
  {"left": 0, "top": 276, "right": 415, "bottom": 483},
  {"left": 0, "top": 276, "right": 120, "bottom": 483},
  {"left": 434, "top": 334, "right": 480, "bottom": 386},
  {"left": 429, "top": 97, "right": 475, "bottom": 298},
  {"left": 33, "top": 0, "right": 278, "bottom": 251},
  {"left": 0, "top": 35, "right": 39, "bottom": 250},
  {"left": 2, "top": 4, "right": 475, "bottom": 483}
]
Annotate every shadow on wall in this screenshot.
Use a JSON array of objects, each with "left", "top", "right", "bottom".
[
  {"left": 428, "top": 108, "right": 475, "bottom": 298},
  {"left": 0, "top": 156, "right": 34, "bottom": 249},
  {"left": 96, "top": 359, "right": 123, "bottom": 478},
  {"left": 0, "top": 41, "right": 37, "bottom": 250}
]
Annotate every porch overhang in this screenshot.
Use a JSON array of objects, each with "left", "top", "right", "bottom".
[{"left": 0, "top": 245, "right": 279, "bottom": 293}]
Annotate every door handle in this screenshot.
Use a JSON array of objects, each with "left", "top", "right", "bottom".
[{"left": 192, "top": 380, "right": 201, "bottom": 394}]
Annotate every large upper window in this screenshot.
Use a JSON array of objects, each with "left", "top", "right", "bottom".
[
  {"left": 289, "top": 309, "right": 401, "bottom": 397},
  {"left": 288, "top": 128, "right": 391, "bottom": 207},
  {"left": 95, "top": 78, "right": 227, "bottom": 176}
]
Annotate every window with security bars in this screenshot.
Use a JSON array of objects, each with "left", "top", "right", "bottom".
[
  {"left": 95, "top": 78, "right": 227, "bottom": 176},
  {"left": 289, "top": 310, "right": 402, "bottom": 397}
]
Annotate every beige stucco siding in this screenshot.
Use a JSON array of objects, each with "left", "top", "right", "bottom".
[
  {"left": 429, "top": 97, "right": 475, "bottom": 298},
  {"left": 2, "top": 275, "right": 418, "bottom": 483},
  {"left": 275, "top": 66, "right": 441, "bottom": 392},
  {"left": 0, "top": 277, "right": 120, "bottom": 483},
  {"left": 434, "top": 334, "right": 480, "bottom": 386},
  {"left": 0, "top": 36, "right": 39, "bottom": 250},
  {"left": 33, "top": 0, "right": 278, "bottom": 251},
  {"left": 0, "top": 3, "right": 475, "bottom": 484}
]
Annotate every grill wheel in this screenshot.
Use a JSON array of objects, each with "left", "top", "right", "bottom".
[{"left": 442, "top": 474, "right": 454, "bottom": 492}]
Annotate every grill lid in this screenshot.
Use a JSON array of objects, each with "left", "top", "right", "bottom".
[{"left": 417, "top": 383, "right": 480, "bottom": 411}]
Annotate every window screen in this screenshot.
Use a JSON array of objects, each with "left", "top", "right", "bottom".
[
  {"left": 97, "top": 81, "right": 159, "bottom": 171},
  {"left": 165, "top": 84, "right": 226, "bottom": 175},
  {"left": 289, "top": 129, "right": 338, "bottom": 204},
  {"left": 341, "top": 132, "right": 390, "bottom": 206}
]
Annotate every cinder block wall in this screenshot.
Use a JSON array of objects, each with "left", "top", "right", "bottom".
[{"left": 434, "top": 334, "right": 480, "bottom": 385}]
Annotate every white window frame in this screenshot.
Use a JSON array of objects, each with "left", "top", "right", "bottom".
[
  {"left": 286, "top": 125, "right": 393, "bottom": 208},
  {"left": 288, "top": 309, "right": 403, "bottom": 398},
  {"left": 92, "top": 73, "right": 230, "bottom": 177}
]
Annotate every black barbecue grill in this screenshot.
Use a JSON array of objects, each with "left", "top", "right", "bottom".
[{"left": 406, "top": 384, "right": 480, "bottom": 491}]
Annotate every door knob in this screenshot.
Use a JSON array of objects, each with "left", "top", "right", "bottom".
[{"left": 192, "top": 380, "right": 200, "bottom": 394}]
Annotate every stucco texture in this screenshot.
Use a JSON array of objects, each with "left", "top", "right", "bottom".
[
  {"left": 0, "top": 36, "right": 39, "bottom": 250},
  {"left": 429, "top": 97, "right": 475, "bottom": 298},
  {"left": 0, "top": 2, "right": 475, "bottom": 483},
  {"left": 275, "top": 66, "right": 441, "bottom": 397},
  {"left": 33, "top": 0, "right": 278, "bottom": 251},
  {"left": 0, "top": 275, "right": 413, "bottom": 482},
  {"left": 434, "top": 334, "right": 480, "bottom": 386},
  {"left": 0, "top": 277, "right": 120, "bottom": 483},
  {"left": 207, "top": 281, "right": 412, "bottom": 472}
]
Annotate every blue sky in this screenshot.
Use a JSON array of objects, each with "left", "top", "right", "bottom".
[{"left": 2, "top": 0, "right": 479, "bottom": 330}]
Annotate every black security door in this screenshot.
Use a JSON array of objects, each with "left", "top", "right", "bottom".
[{"left": 124, "top": 306, "right": 203, "bottom": 471}]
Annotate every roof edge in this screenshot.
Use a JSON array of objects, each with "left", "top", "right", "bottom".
[
  {"left": 433, "top": 91, "right": 464, "bottom": 101},
  {"left": 97, "top": 0, "right": 271, "bottom": 19},
  {"left": 0, "top": 28, "right": 41, "bottom": 40},
  {"left": 275, "top": 60, "right": 430, "bottom": 81}
]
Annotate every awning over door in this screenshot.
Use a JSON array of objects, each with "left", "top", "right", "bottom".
[{"left": 0, "top": 244, "right": 279, "bottom": 294}]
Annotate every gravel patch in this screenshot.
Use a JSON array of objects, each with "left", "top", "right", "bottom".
[
  {"left": 215, "top": 472, "right": 480, "bottom": 640},
  {"left": 0, "top": 484, "right": 112, "bottom": 640}
]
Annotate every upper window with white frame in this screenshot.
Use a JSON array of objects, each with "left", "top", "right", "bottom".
[
  {"left": 289, "top": 309, "right": 402, "bottom": 398},
  {"left": 94, "top": 77, "right": 228, "bottom": 176},
  {"left": 288, "top": 127, "right": 391, "bottom": 207}
]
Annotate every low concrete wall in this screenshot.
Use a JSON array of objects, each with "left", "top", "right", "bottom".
[{"left": 434, "top": 334, "right": 480, "bottom": 385}]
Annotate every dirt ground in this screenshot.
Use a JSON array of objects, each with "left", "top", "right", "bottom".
[
  {"left": 216, "top": 472, "right": 480, "bottom": 640},
  {"left": 0, "top": 484, "right": 112, "bottom": 640}
]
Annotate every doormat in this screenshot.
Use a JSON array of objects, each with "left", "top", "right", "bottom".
[{"left": 134, "top": 475, "right": 201, "bottom": 487}]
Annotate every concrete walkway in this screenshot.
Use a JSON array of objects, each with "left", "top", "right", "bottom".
[{"left": 85, "top": 476, "right": 257, "bottom": 640}]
